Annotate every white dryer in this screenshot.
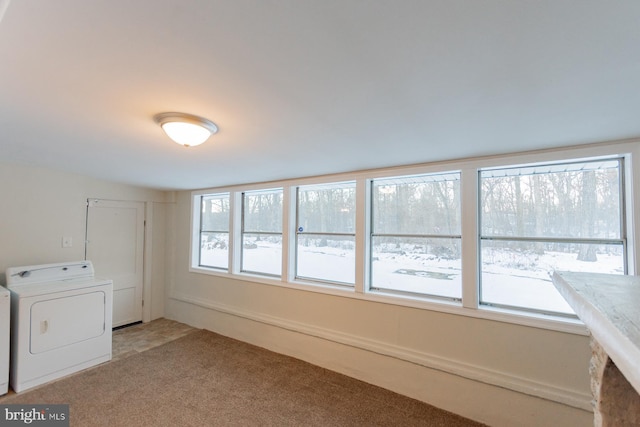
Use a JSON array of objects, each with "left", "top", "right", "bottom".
[
  {"left": 0, "top": 285, "right": 9, "bottom": 395},
  {"left": 6, "top": 261, "right": 113, "bottom": 393}
]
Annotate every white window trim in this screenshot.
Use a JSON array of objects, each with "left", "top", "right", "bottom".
[
  {"left": 189, "top": 139, "right": 640, "bottom": 335},
  {"left": 191, "top": 192, "right": 232, "bottom": 271},
  {"left": 239, "top": 187, "right": 284, "bottom": 277},
  {"left": 367, "top": 171, "right": 463, "bottom": 301},
  {"left": 294, "top": 180, "right": 357, "bottom": 286},
  {"left": 477, "top": 157, "right": 626, "bottom": 316}
]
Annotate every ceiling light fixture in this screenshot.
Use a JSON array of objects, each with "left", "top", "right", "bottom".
[{"left": 154, "top": 112, "right": 218, "bottom": 147}]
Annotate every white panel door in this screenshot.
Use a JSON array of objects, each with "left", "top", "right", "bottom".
[{"left": 86, "top": 199, "right": 144, "bottom": 328}]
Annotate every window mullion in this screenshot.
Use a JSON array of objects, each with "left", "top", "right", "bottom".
[
  {"left": 461, "top": 168, "right": 479, "bottom": 309},
  {"left": 193, "top": 195, "right": 203, "bottom": 268},
  {"left": 230, "top": 191, "right": 242, "bottom": 274},
  {"left": 354, "top": 178, "right": 367, "bottom": 294},
  {"left": 373, "top": 233, "right": 462, "bottom": 239},
  {"left": 198, "top": 195, "right": 204, "bottom": 267},
  {"left": 620, "top": 156, "right": 632, "bottom": 274},
  {"left": 282, "top": 185, "right": 293, "bottom": 283},
  {"left": 481, "top": 236, "right": 624, "bottom": 245}
]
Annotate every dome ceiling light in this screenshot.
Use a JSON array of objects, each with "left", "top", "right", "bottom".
[{"left": 154, "top": 112, "right": 218, "bottom": 147}]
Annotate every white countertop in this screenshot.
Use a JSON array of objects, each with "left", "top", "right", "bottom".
[{"left": 552, "top": 271, "right": 640, "bottom": 395}]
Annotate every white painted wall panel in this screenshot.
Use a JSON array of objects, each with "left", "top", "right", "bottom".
[{"left": 0, "top": 162, "right": 167, "bottom": 319}]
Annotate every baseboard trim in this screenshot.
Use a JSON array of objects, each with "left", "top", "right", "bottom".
[{"left": 170, "top": 292, "right": 592, "bottom": 411}]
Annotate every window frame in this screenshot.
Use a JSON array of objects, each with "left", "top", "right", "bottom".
[
  {"left": 188, "top": 141, "right": 640, "bottom": 335},
  {"left": 196, "top": 192, "right": 231, "bottom": 271},
  {"left": 294, "top": 181, "right": 357, "bottom": 286},
  {"left": 478, "top": 157, "right": 627, "bottom": 317},
  {"left": 240, "top": 188, "right": 284, "bottom": 277},
  {"left": 368, "top": 171, "right": 463, "bottom": 301}
]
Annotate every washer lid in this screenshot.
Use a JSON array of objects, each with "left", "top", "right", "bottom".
[{"left": 6, "top": 261, "right": 95, "bottom": 287}]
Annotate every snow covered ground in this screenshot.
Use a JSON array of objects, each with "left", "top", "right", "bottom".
[
  {"left": 201, "top": 238, "right": 623, "bottom": 315},
  {"left": 481, "top": 247, "right": 623, "bottom": 314}
]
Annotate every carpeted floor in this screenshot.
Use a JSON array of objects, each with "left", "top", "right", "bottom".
[{"left": 2, "top": 329, "right": 484, "bottom": 426}]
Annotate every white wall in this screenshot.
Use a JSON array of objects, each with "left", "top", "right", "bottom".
[
  {"left": 147, "top": 197, "right": 177, "bottom": 321},
  {"left": 0, "top": 162, "right": 169, "bottom": 319},
  {"left": 166, "top": 189, "right": 594, "bottom": 427}
]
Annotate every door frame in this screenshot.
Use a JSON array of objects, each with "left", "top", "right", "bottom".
[{"left": 85, "top": 198, "right": 152, "bottom": 325}]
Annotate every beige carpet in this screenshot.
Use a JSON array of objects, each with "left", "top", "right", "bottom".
[{"left": 2, "top": 330, "right": 484, "bottom": 426}]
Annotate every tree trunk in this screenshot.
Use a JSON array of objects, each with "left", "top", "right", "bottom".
[{"left": 578, "top": 170, "right": 597, "bottom": 262}]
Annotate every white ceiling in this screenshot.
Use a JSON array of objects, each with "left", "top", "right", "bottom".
[{"left": 1, "top": 1, "right": 639, "bottom": 190}]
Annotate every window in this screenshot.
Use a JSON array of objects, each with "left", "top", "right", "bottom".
[
  {"left": 191, "top": 143, "right": 636, "bottom": 331},
  {"left": 370, "top": 172, "right": 461, "bottom": 300},
  {"left": 479, "top": 158, "right": 625, "bottom": 316},
  {"left": 241, "top": 188, "right": 283, "bottom": 276},
  {"left": 199, "top": 193, "right": 230, "bottom": 270},
  {"left": 296, "top": 182, "right": 356, "bottom": 285}
]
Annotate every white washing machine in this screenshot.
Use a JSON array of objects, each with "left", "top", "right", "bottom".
[
  {"left": 0, "top": 285, "right": 9, "bottom": 395},
  {"left": 6, "top": 261, "right": 113, "bottom": 393}
]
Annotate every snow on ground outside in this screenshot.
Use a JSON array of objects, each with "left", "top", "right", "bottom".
[{"left": 201, "top": 241, "right": 623, "bottom": 315}]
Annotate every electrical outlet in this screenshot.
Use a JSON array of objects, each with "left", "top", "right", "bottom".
[{"left": 62, "top": 236, "right": 72, "bottom": 248}]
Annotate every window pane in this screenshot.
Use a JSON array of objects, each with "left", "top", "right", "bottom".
[
  {"left": 200, "top": 232, "right": 229, "bottom": 269},
  {"left": 297, "top": 182, "right": 356, "bottom": 234},
  {"left": 480, "top": 240, "right": 624, "bottom": 314},
  {"left": 242, "top": 233, "right": 282, "bottom": 276},
  {"left": 243, "top": 189, "right": 283, "bottom": 233},
  {"left": 371, "top": 236, "right": 461, "bottom": 299},
  {"left": 202, "top": 194, "right": 230, "bottom": 232},
  {"left": 242, "top": 189, "right": 283, "bottom": 276},
  {"left": 480, "top": 160, "right": 621, "bottom": 239},
  {"left": 200, "top": 193, "right": 230, "bottom": 270},
  {"left": 373, "top": 173, "right": 460, "bottom": 235},
  {"left": 296, "top": 235, "right": 355, "bottom": 285}
]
